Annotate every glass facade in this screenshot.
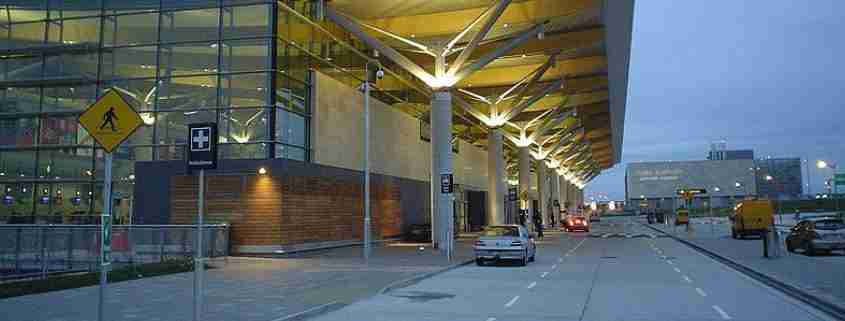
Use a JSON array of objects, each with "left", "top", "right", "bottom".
[
  {"left": 0, "top": 1, "right": 309, "bottom": 223},
  {"left": 0, "top": 0, "right": 434, "bottom": 223}
]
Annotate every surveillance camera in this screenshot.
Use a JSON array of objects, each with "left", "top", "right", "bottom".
[{"left": 376, "top": 68, "right": 385, "bottom": 79}]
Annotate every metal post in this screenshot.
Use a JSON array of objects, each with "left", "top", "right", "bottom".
[
  {"left": 159, "top": 229, "right": 165, "bottom": 263},
  {"left": 41, "top": 226, "right": 47, "bottom": 279},
  {"left": 710, "top": 194, "right": 715, "bottom": 236},
  {"left": 14, "top": 228, "right": 21, "bottom": 273},
  {"left": 98, "top": 152, "right": 113, "bottom": 321},
  {"left": 805, "top": 158, "right": 812, "bottom": 197},
  {"left": 67, "top": 229, "right": 74, "bottom": 270},
  {"left": 363, "top": 63, "right": 371, "bottom": 262},
  {"left": 194, "top": 169, "right": 205, "bottom": 321}
]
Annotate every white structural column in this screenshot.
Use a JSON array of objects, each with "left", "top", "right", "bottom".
[
  {"left": 487, "top": 129, "right": 505, "bottom": 226},
  {"left": 518, "top": 146, "right": 533, "bottom": 231},
  {"left": 431, "top": 90, "right": 454, "bottom": 256},
  {"left": 561, "top": 178, "right": 570, "bottom": 214},
  {"left": 551, "top": 170, "right": 560, "bottom": 224},
  {"left": 536, "top": 159, "right": 549, "bottom": 227}
]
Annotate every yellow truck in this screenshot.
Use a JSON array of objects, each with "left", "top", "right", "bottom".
[
  {"left": 675, "top": 208, "right": 690, "bottom": 225},
  {"left": 730, "top": 200, "right": 774, "bottom": 239}
]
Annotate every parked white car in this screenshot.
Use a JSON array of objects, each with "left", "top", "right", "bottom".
[{"left": 474, "top": 225, "right": 536, "bottom": 266}]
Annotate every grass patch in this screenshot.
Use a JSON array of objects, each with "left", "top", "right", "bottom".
[{"left": 0, "top": 258, "right": 211, "bottom": 299}]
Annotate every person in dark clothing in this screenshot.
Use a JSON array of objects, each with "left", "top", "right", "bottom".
[{"left": 533, "top": 211, "right": 544, "bottom": 239}]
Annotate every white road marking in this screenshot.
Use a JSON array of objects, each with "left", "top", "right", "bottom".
[
  {"left": 695, "top": 287, "right": 708, "bottom": 297},
  {"left": 673, "top": 267, "right": 681, "bottom": 273},
  {"left": 712, "top": 305, "right": 732, "bottom": 319},
  {"left": 666, "top": 260, "right": 674, "bottom": 265},
  {"left": 505, "top": 295, "right": 520, "bottom": 308},
  {"left": 271, "top": 301, "right": 341, "bottom": 321},
  {"left": 486, "top": 318, "right": 497, "bottom": 321},
  {"left": 558, "top": 257, "right": 564, "bottom": 262},
  {"left": 682, "top": 275, "right": 693, "bottom": 283},
  {"left": 527, "top": 282, "right": 537, "bottom": 289},
  {"left": 551, "top": 264, "right": 557, "bottom": 269},
  {"left": 541, "top": 272, "right": 549, "bottom": 278}
]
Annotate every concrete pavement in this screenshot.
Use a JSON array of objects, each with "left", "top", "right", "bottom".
[
  {"left": 312, "top": 217, "right": 836, "bottom": 321},
  {"left": 0, "top": 241, "right": 473, "bottom": 321}
]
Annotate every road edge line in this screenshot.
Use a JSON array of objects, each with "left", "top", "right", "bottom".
[
  {"left": 378, "top": 258, "right": 474, "bottom": 295},
  {"left": 270, "top": 301, "right": 346, "bottom": 321},
  {"left": 642, "top": 223, "right": 845, "bottom": 321}
]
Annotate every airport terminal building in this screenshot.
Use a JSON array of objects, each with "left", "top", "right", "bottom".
[
  {"left": 0, "top": 1, "right": 633, "bottom": 253},
  {"left": 626, "top": 156, "right": 804, "bottom": 211}
]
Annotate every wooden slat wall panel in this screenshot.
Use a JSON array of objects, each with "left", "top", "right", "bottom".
[{"left": 170, "top": 173, "right": 403, "bottom": 250}]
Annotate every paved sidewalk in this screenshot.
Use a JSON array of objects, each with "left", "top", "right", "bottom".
[
  {"left": 647, "top": 218, "right": 845, "bottom": 311},
  {"left": 0, "top": 241, "right": 474, "bottom": 321}
]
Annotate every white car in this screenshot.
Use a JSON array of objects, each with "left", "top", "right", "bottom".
[{"left": 474, "top": 225, "right": 536, "bottom": 266}]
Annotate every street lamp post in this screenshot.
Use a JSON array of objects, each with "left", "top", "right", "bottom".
[
  {"left": 818, "top": 160, "right": 840, "bottom": 215},
  {"left": 711, "top": 187, "right": 721, "bottom": 235}
]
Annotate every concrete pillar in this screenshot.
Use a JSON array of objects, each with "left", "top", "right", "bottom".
[
  {"left": 486, "top": 129, "right": 505, "bottom": 226},
  {"left": 518, "top": 146, "right": 533, "bottom": 231},
  {"left": 431, "top": 90, "right": 453, "bottom": 255},
  {"left": 537, "top": 159, "right": 549, "bottom": 227},
  {"left": 551, "top": 169, "right": 560, "bottom": 224}
]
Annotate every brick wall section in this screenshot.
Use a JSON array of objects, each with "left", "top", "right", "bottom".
[{"left": 170, "top": 173, "right": 401, "bottom": 251}]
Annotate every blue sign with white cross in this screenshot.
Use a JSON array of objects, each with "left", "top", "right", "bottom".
[{"left": 187, "top": 123, "right": 218, "bottom": 170}]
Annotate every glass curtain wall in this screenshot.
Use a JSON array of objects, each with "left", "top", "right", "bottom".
[{"left": 0, "top": 0, "right": 310, "bottom": 223}]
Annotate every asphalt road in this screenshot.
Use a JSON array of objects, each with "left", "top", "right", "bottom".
[
  {"left": 313, "top": 217, "right": 837, "bottom": 321},
  {"left": 652, "top": 215, "right": 845, "bottom": 311}
]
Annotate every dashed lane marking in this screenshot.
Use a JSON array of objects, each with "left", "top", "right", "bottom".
[
  {"left": 696, "top": 287, "right": 708, "bottom": 297},
  {"left": 541, "top": 272, "right": 549, "bottom": 278},
  {"left": 673, "top": 267, "right": 681, "bottom": 273},
  {"left": 527, "top": 282, "right": 537, "bottom": 289},
  {"left": 682, "top": 275, "right": 693, "bottom": 283},
  {"left": 667, "top": 260, "right": 674, "bottom": 265},
  {"left": 486, "top": 318, "right": 496, "bottom": 321},
  {"left": 551, "top": 264, "right": 557, "bottom": 269},
  {"left": 505, "top": 296, "right": 520, "bottom": 308},
  {"left": 712, "top": 305, "right": 732, "bottom": 319},
  {"left": 558, "top": 257, "right": 563, "bottom": 262}
]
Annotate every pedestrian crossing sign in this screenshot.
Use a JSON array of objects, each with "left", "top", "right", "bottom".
[{"left": 78, "top": 88, "right": 143, "bottom": 153}]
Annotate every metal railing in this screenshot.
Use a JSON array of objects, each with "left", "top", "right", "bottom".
[{"left": 0, "top": 224, "right": 229, "bottom": 280}]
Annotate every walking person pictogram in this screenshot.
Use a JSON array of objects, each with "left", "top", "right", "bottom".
[{"left": 99, "top": 106, "right": 119, "bottom": 132}]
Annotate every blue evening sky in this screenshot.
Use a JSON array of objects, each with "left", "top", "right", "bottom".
[{"left": 586, "top": 0, "right": 845, "bottom": 200}]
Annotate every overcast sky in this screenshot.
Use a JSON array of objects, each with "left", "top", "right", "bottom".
[{"left": 586, "top": 0, "right": 845, "bottom": 200}]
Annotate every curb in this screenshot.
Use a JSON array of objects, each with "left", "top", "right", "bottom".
[
  {"left": 642, "top": 223, "right": 845, "bottom": 321},
  {"left": 379, "top": 258, "right": 475, "bottom": 295},
  {"left": 272, "top": 301, "right": 347, "bottom": 321}
]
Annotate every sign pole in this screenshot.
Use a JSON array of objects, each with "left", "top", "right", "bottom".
[
  {"left": 194, "top": 169, "right": 205, "bottom": 321},
  {"left": 98, "top": 152, "right": 113, "bottom": 321}
]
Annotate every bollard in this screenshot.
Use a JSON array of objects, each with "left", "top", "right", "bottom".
[
  {"left": 762, "top": 230, "right": 769, "bottom": 258},
  {"left": 41, "top": 227, "right": 48, "bottom": 279},
  {"left": 67, "top": 229, "right": 74, "bottom": 270}
]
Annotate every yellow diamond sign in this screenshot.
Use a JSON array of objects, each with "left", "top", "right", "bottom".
[{"left": 78, "top": 88, "right": 143, "bottom": 153}]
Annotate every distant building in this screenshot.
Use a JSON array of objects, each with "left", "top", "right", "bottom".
[
  {"left": 707, "top": 139, "right": 754, "bottom": 160},
  {"left": 708, "top": 149, "right": 754, "bottom": 161},
  {"left": 754, "top": 158, "right": 803, "bottom": 200},
  {"left": 626, "top": 159, "right": 757, "bottom": 210}
]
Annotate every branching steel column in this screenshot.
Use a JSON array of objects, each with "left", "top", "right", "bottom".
[
  {"left": 431, "top": 91, "right": 454, "bottom": 258},
  {"left": 487, "top": 129, "right": 506, "bottom": 225},
  {"left": 537, "top": 159, "right": 549, "bottom": 227},
  {"left": 518, "top": 146, "right": 534, "bottom": 233}
]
